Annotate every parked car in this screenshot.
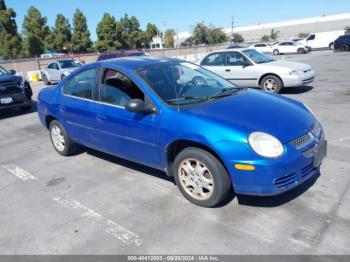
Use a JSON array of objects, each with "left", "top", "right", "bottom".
[
  {"left": 0, "top": 66, "right": 32, "bottom": 111},
  {"left": 180, "top": 42, "right": 192, "bottom": 48},
  {"left": 334, "top": 35, "right": 350, "bottom": 52},
  {"left": 197, "top": 48, "right": 315, "bottom": 93},
  {"left": 97, "top": 51, "right": 147, "bottom": 61},
  {"left": 227, "top": 43, "right": 247, "bottom": 49},
  {"left": 37, "top": 56, "right": 326, "bottom": 207},
  {"left": 42, "top": 59, "right": 81, "bottom": 84},
  {"left": 298, "top": 31, "right": 345, "bottom": 50},
  {"left": 272, "top": 41, "right": 309, "bottom": 55},
  {"left": 251, "top": 43, "right": 272, "bottom": 53}
]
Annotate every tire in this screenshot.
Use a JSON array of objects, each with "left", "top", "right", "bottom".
[
  {"left": 273, "top": 49, "right": 279, "bottom": 55},
  {"left": 260, "top": 75, "right": 283, "bottom": 93},
  {"left": 340, "top": 44, "right": 349, "bottom": 52},
  {"left": 49, "top": 120, "right": 76, "bottom": 156},
  {"left": 329, "top": 42, "right": 334, "bottom": 50},
  {"left": 42, "top": 73, "right": 50, "bottom": 85},
  {"left": 61, "top": 74, "right": 66, "bottom": 81},
  {"left": 297, "top": 48, "right": 305, "bottom": 54},
  {"left": 173, "top": 147, "right": 232, "bottom": 207}
]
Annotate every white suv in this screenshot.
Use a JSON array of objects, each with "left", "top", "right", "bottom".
[{"left": 197, "top": 48, "right": 315, "bottom": 93}]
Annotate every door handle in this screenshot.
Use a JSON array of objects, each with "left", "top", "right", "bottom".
[
  {"left": 96, "top": 114, "right": 107, "bottom": 122},
  {"left": 225, "top": 69, "right": 231, "bottom": 72}
]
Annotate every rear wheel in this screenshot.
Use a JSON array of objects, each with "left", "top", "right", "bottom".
[
  {"left": 273, "top": 49, "right": 279, "bottom": 55},
  {"left": 260, "top": 75, "right": 283, "bottom": 93},
  {"left": 297, "top": 48, "right": 305, "bottom": 54},
  {"left": 49, "top": 120, "right": 76, "bottom": 156},
  {"left": 173, "top": 147, "right": 232, "bottom": 207},
  {"left": 340, "top": 44, "right": 349, "bottom": 52},
  {"left": 42, "top": 73, "right": 50, "bottom": 85}
]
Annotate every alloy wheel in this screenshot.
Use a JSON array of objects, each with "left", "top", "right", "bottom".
[
  {"left": 178, "top": 158, "right": 214, "bottom": 200},
  {"left": 51, "top": 125, "right": 65, "bottom": 152},
  {"left": 263, "top": 79, "right": 278, "bottom": 92}
]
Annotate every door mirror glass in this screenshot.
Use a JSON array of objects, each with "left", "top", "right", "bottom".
[{"left": 125, "top": 99, "right": 155, "bottom": 114}]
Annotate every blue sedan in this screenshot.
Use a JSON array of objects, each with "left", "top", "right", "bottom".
[{"left": 37, "top": 56, "right": 327, "bottom": 207}]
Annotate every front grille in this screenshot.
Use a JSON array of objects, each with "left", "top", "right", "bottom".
[
  {"left": 290, "top": 133, "right": 313, "bottom": 149},
  {"left": 273, "top": 173, "right": 297, "bottom": 188},
  {"left": 0, "top": 86, "right": 22, "bottom": 96}
]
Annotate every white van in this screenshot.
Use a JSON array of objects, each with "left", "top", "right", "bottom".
[
  {"left": 150, "top": 36, "right": 165, "bottom": 50},
  {"left": 299, "top": 31, "right": 345, "bottom": 50}
]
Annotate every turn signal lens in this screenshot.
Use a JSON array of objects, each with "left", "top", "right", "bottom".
[{"left": 235, "top": 164, "right": 255, "bottom": 171}]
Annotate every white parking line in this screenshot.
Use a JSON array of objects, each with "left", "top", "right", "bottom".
[
  {"left": 1, "top": 164, "right": 38, "bottom": 181},
  {"left": 52, "top": 195, "right": 142, "bottom": 246}
]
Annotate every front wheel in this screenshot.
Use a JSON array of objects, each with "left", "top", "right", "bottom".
[
  {"left": 173, "top": 147, "right": 232, "bottom": 207},
  {"left": 273, "top": 49, "right": 279, "bottom": 55},
  {"left": 61, "top": 74, "right": 66, "bottom": 81},
  {"left": 297, "top": 48, "right": 305, "bottom": 54},
  {"left": 49, "top": 120, "right": 76, "bottom": 156},
  {"left": 42, "top": 73, "right": 50, "bottom": 85},
  {"left": 260, "top": 75, "right": 283, "bottom": 93},
  {"left": 340, "top": 44, "right": 349, "bottom": 52}
]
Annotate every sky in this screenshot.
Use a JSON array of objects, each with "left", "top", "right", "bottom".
[{"left": 7, "top": 0, "right": 350, "bottom": 40}]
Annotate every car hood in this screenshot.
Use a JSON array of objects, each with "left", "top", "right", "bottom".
[
  {"left": 0, "top": 74, "right": 22, "bottom": 84},
  {"left": 182, "top": 89, "right": 314, "bottom": 144},
  {"left": 266, "top": 60, "right": 311, "bottom": 71}
]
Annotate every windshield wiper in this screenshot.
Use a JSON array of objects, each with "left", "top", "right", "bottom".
[
  {"left": 166, "top": 96, "right": 210, "bottom": 105},
  {"left": 209, "top": 87, "right": 242, "bottom": 99}
]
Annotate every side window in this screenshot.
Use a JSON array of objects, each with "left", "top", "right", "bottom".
[
  {"left": 201, "top": 53, "right": 224, "bottom": 66},
  {"left": 63, "top": 68, "right": 96, "bottom": 99},
  {"left": 53, "top": 63, "right": 59, "bottom": 70},
  {"left": 225, "top": 52, "right": 245, "bottom": 66},
  {"left": 47, "top": 63, "right": 54, "bottom": 69},
  {"left": 307, "top": 34, "right": 315, "bottom": 41},
  {"left": 100, "top": 69, "right": 144, "bottom": 107}
]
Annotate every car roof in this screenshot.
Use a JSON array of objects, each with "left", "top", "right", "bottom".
[
  {"left": 98, "top": 50, "right": 144, "bottom": 56},
  {"left": 93, "top": 56, "right": 182, "bottom": 70},
  {"left": 55, "top": 59, "right": 75, "bottom": 62},
  {"left": 212, "top": 48, "right": 252, "bottom": 53}
]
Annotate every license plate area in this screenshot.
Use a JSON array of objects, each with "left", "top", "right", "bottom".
[{"left": 0, "top": 97, "right": 13, "bottom": 104}]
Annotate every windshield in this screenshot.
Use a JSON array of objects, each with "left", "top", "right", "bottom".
[
  {"left": 242, "top": 49, "right": 274, "bottom": 64},
  {"left": 0, "top": 66, "right": 9, "bottom": 76},
  {"left": 137, "top": 61, "right": 240, "bottom": 106},
  {"left": 59, "top": 60, "right": 81, "bottom": 69}
]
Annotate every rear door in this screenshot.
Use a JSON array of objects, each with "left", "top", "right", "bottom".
[
  {"left": 200, "top": 52, "right": 226, "bottom": 77},
  {"left": 91, "top": 67, "right": 161, "bottom": 168},
  {"left": 58, "top": 67, "right": 98, "bottom": 145}
]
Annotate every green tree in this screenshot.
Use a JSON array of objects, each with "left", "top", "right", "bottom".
[
  {"left": 71, "top": 9, "right": 92, "bottom": 52},
  {"left": 95, "top": 13, "right": 120, "bottom": 52},
  {"left": 22, "top": 6, "right": 50, "bottom": 57},
  {"left": 192, "top": 22, "right": 209, "bottom": 44},
  {"left": 270, "top": 29, "right": 280, "bottom": 41},
  {"left": 232, "top": 33, "right": 244, "bottom": 43},
  {"left": 261, "top": 35, "right": 270, "bottom": 42},
  {"left": 298, "top": 32, "right": 309, "bottom": 38},
  {"left": 52, "top": 14, "right": 71, "bottom": 52},
  {"left": 0, "top": 0, "right": 22, "bottom": 59},
  {"left": 164, "top": 29, "right": 175, "bottom": 48},
  {"left": 145, "top": 23, "right": 159, "bottom": 47},
  {"left": 119, "top": 14, "right": 143, "bottom": 48},
  {"left": 208, "top": 27, "right": 227, "bottom": 45}
]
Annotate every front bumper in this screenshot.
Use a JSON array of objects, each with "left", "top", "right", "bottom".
[
  {"left": 0, "top": 91, "right": 32, "bottom": 110},
  {"left": 282, "top": 70, "right": 315, "bottom": 87},
  {"left": 215, "top": 128, "right": 326, "bottom": 196}
]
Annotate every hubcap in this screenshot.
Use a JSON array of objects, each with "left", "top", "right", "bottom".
[
  {"left": 51, "top": 125, "right": 65, "bottom": 152},
  {"left": 263, "top": 79, "right": 278, "bottom": 92},
  {"left": 178, "top": 158, "right": 214, "bottom": 200}
]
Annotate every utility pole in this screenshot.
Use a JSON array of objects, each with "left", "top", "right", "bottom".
[{"left": 231, "top": 16, "right": 235, "bottom": 42}]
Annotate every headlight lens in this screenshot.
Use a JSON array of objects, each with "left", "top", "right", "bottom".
[
  {"left": 20, "top": 79, "right": 27, "bottom": 89},
  {"left": 248, "top": 132, "right": 284, "bottom": 158},
  {"left": 289, "top": 69, "right": 303, "bottom": 75}
]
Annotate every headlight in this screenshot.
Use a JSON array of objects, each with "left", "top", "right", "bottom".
[
  {"left": 289, "top": 70, "right": 303, "bottom": 75},
  {"left": 248, "top": 132, "right": 284, "bottom": 158},
  {"left": 20, "top": 79, "right": 28, "bottom": 89}
]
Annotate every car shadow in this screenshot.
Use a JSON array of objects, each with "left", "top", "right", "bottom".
[
  {"left": 236, "top": 171, "right": 320, "bottom": 207},
  {"left": 0, "top": 101, "right": 38, "bottom": 120},
  {"left": 85, "top": 147, "right": 175, "bottom": 183},
  {"left": 282, "top": 85, "right": 314, "bottom": 94}
]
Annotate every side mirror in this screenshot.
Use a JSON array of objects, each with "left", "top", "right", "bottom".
[
  {"left": 125, "top": 99, "right": 155, "bottom": 114},
  {"left": 9, "top": 69, "right": 17, "bottom": 75}
]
